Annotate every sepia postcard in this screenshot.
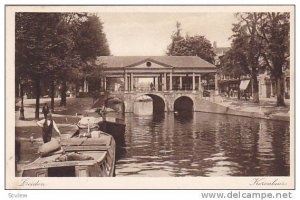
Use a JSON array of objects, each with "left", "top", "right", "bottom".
[{"left": 5, "top": 5, "right": 295, "bottom": 189}]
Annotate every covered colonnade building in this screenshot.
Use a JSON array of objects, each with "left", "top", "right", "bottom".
[{"left": 96, "top": 56, "right": 217, "bottom": 93}]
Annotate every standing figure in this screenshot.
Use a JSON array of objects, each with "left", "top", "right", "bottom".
[
  {"left": 150, "top": 82, "right": 154, "bottom": 91},
  {"left": 42, "top": 103, "right": 50, "bottom": 119},
  {"left": 230, "top": 89, "right": 233, "bottom": 97},
  {"left": 37, "top": 113, "right": 61, "bottom": 143}
]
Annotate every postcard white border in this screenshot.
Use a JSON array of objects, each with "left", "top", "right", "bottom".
[{"left": 5, "top": 5, "right": 295, "bottom": 190}]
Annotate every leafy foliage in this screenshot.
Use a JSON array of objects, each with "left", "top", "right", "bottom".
[
  {"left": 260, "top": 13, "right": 290, "bottom": 78},
  {"left": 222, "top": 12, "right": 290, "bottom": 105},
  {"left": 166, "top": 22, "right": 215, "bottom": 64},
  {"left": 260, "top": 12, "right": 290, "bottom": 106},
  {"left": 75, "top": 15, "right": 110, "bottom": 62},
  {"left": 220, "top": 36, "right": 250, "bottom": 77},
  {"left": 224, "top": 13, "right": 265, "bottom": 103},
  {"left": 15, "top": 12, "right": 111, "bottom": 116},
  {"left": 166, "top": 21, "right": 184, "bottom": 56}
]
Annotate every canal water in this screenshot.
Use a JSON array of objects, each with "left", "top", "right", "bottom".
[
  {"left": 115, "top": 111, "right": 290, "bottom": 177},
  {"left": 16, "top": 104, "right": 290, "bottom": 177}
]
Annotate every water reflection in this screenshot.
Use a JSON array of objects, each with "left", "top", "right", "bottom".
[
  {"left": 116, "top": 112, "right": 290, "bottom": 177},
  {"left": 133, "top": 98, "right": 153, "bottom": 116}
]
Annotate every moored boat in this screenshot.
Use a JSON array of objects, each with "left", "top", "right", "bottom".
[
  {"left": 97, "top": 116, "right": 125, "bottom": 138},
  {"left": 77, "top": 116, "right": 126, "bottom": 144},
  {"left": 21, "top": 131, "right": 116, "bottom": 177}
]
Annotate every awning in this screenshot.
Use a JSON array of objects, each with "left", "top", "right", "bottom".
[{"left": 239, "top": 80, "right": 250, "bottom": 90}]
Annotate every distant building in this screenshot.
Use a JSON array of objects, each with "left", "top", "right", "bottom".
[
  {"left": 213, "top": 41, "right": 230, "bottom": 66},
  {"left": 258, "top": 70, "right": 290, "bottom": 99},
  {"left": 95, "top": 56, "right": 217, "bottom": 92},
  {"left": 213, "top": 41, "right": 290, "bottom": 99},
  {"left": 212, "top": 41, "right": 239, "bottom": 96}
]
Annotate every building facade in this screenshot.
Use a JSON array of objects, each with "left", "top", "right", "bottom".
[
  {"left": 96, "top": 56, "right": 217, "bottom": 93},
  {"left": 213, "top": 42, "right": 290, "bottom": 99}
]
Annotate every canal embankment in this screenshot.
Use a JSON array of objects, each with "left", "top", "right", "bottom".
[
  {"left": 199, "top": 96, "right": 290, "bottom": 122},
  {"left": 15, "top": 96, "right": 290, "bottom": 128}
]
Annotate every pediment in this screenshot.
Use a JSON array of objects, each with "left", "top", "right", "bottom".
[{"left": 125, "top": 59, "right": 173, "bottom": 69}]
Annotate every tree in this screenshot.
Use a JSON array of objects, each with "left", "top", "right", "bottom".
[
  {"left": 168, "top": 35, "right": 216, "bottom": 64},
  {"left": 260, "top": 12, "right": 290, "bottom": 106},
  {"left": 15, "top": 13, "right": 88, "bottom": 118},
  {"left": 231, "top": 12, "right": 290, "bottom": 105},
  {"left": 16, "top": 13, "right": 63, "bottom": 119},
  {"left": 75, "top": 15, "right": 110, "bottom": 61},
  {"left": 167, "top": 21, "right": 184, "bottom": 56},
  {"left": 166, "top": 22, "right": 215, "bottom": 64},
  {"left": 15, "top": 17, "right": 30, "bottom": 120},
  {"left": 220, "top": 35, "right": 251, "bottom": 99},
  {"left": 71, "top": 15, "right": 110, "bottom": 96},
  {"left": 48, "top": 13, "right": 88, "bottom": 107},
  {"left": 232, "top": 13, "right": 265, "bottom": 103}
]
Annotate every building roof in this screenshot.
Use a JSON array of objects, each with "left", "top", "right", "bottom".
[{"left": 96, "top": 56, "right": 216, "bottom": 69}]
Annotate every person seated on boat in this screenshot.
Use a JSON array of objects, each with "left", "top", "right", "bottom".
[
  {"left": 77, "top": 116, "right": 101, "bottom": 128},
  {"left": 98, "top": 105, "right": 107, "bottom": 117},
  {"left": 36, "top": 113, "right": 61, "bottom": 143}
]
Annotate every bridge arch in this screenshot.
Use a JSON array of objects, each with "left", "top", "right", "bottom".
[
  {"left": 146, "top": 94, "right": 166, "bottom": 113},
  {"left": 174, "top": 96, "right": 194, "bottom": 112},
  {"left": 132, "top": 93, "right": 166, "bottom": 114}
]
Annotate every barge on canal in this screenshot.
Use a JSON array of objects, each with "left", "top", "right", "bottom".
[{"left": 21, "top": 131, "right": 116, "bottom": 177}]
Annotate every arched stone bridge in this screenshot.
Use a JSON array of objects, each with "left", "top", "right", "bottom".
[{"left": 107, "top": 91, "right": 204, "bottom": 113}]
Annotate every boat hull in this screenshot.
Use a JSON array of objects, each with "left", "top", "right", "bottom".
[
  {"left": 21, "top": 133, "right": 116, "bottom": 177},
  {"left": 98, "top": 120, "right": 125, "bottom": 146}
]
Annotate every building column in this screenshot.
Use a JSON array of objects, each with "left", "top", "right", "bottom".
[
  {"left": 124, "top": 72, "right": 128, "bottom": 91},
  {"left": 155, "top": 77, "right": 158, "bottom": 91},
  {"left": 198, "top": 75, "right": 202, "bottom": 91},
  {"left": 270, "top": 81, "right": 273, "bottom": 97},
  {"left": 179, "top": 76, "right": 182, "bottom": 90},
  {"left": 215, "top": 74, "right": 219, "bottom": 91},
  {"left": 192, "top": 72, "right": 195, "bottom": 91},
  {"left": 169, "top": 72, "right": 173, "bottom": 91},
  {"left": 130, "top": 73, "right": 134, "bottom": 91},
  {"left": 83, "top": 77, "right": 87, "bottom": 92},
  {"left": 128, "top": 75, "right": 130, "bottom": 91},
  {"left": 103, "top": 77, "right": 106, "bottom": 91},
  {"left": 163, "top": 72, "right": 167, "bottom": 91},
  {"left": 127, "top": 76, "right": 130, "bottom": 91}
]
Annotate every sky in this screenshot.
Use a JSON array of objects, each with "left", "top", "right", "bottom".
[{"left": 97, "top": 12, "right": 237, "bottom": 56}]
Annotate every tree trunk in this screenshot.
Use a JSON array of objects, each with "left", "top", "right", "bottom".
[
  {"left": 75, "top": 80, "right": 79, "bottom": 98},
  {"left": 60, "top": 79, "right": 67, "bottom": 107},
  {"left": 50, "top": 80, "right": 55, "bottom": 112},
  {"left": 16, "top": 81, "right": 20, "bottom": 97},
  {"left": 276, "top": 76, "right": 286, "bottom": 106},
  {"left": 252, "top": 74, "right": 259, "bottom": 103},
  {"left": 99, "top": 78, "right": 102, "bottom": 92},
  {"left": 237, "top": 77, "right": 241, "bottom": 100},
  {"left": 19, "top": 83, "right": 25, "bottom": 120},
  {"left": 34, "top": 78, "right": 40, "bottom": 120}
]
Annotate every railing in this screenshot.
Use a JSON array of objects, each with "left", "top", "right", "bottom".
[
  {"left": 106, "top": 84, "right": 202, "bottom": 93},
  {"left": 108, "top": 89, "right": 203, "bottom": 95}
]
